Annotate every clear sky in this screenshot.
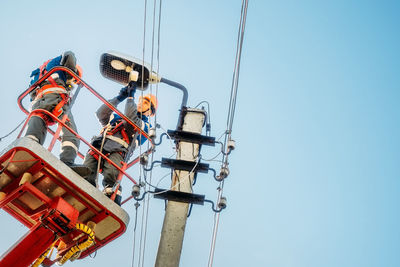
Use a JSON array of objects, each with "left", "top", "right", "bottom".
[{"left": 1, "top": 1, "right": 400, "bottom": 267}]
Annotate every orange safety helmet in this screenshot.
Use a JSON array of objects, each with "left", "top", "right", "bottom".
[
  {"left": 138, "top": 94, "right": 158, "bottom": 116},
  {"left": 75, "top": 65, "right": 83, "bottom": 78}
]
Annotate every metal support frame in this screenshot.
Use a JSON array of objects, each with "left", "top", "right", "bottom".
[
  {"left": 0, "top": 223, "right": 55, "bottom": 267},
  {"left": 0, "top": 184, "right": 79, "bottom": 267},
  {"left": 16, "top": 67, "right": 158, "bottom": 203},
  {"left": 0, "top": 138, "right": 130, "bottom": 266}
]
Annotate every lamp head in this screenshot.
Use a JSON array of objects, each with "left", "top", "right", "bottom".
[{"left": 100, "top": 51, "right": 161, "bottom": 90}]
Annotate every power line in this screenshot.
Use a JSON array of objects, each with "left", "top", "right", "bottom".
[
  {"left": 0, "top": 118, "right": 26, "bottom": 142},
  {"left": 208, "top": 0, "right": 249, "bottom": 266},
  {"left": 132, "top": 0, "right": 164, "bottom": 266}
]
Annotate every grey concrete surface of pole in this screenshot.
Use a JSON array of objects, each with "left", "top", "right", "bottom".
[{"left": 155, "top": 108, "right": 206, "bottom": 267}]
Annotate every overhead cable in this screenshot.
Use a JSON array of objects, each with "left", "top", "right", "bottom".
[{"left": 208, "top": 1, "right": 249, "bottom": 266}]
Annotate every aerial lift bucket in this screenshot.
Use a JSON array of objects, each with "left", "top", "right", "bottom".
[{"left": 0, "top": 138, "right": 130, "bottom": 267}]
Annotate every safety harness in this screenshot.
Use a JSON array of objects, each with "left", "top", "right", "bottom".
[
  {"left": 88, "top": 120, "right": 132, "bottom": 162},
  {"left": 104, "top": 121, "right": 131, "bottom": 148},
  {"left": 31, "top": 60, "right": 70, "bottom": 125}
]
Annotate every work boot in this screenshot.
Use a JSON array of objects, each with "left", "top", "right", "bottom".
[
  {"left": 25, "top": 135, "right": 40, "bottom": 143},
  {"left": 65, "top": 163, "right": 92, "bottom": 178},
  {"left": 103, "top": 187, "right": 122, "bottom": 206}
]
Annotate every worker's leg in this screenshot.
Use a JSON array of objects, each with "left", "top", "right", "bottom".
[
  {"left": 59, "top": 110, "right": 80, "bottom": 164},
  {"left": 59, "top": 108, "right": 91, "bottom": 177},
  {"left": 25, "top": 93, "right": 60, "bottom": 144},
  {"left": 82, "top": 152, "right": 100, "bottom": 187},
  {"left": 102, "top": 152, "right": 123, "bottom": 189},
  {"left": 25, "top": 116, "right": 47, "bottom": 144},
  {"left": 102, "top": 152, "right": 123, "bottom": 205}
]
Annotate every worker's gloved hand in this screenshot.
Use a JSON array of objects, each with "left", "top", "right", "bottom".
[
  {"left": 117, "top": 86, "right": 129, "bottom": 101},
  {"left": 127, "top": 81, "right": 137, "bottom": 97}
]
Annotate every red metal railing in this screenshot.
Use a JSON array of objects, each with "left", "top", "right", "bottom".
[{"left": 17, "top": 66, "right": 155, "bottom": 201}]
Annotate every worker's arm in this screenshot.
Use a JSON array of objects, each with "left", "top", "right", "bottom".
[
  {"left": 96, "top": 86, "right": 129, "bottom": 126},
  {"left": 96, "top": 97, "right": 121, "bottom": 126},
  {"left": 125, "top": 98, "right": 141, "bottom": 126},
  {"left": 124, "top": 85, "right": 142, "bottom": 128},
  {"left": 124, "top": 85, "right": 151, "bottom": 146}
]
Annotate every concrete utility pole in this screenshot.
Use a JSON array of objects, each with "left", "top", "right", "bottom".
[{"left": 155, "top": 108, "right": 206, "bottom": 267}]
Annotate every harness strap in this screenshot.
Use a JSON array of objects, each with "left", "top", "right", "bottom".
[
  {"left": 107, "top": 121, "right": 124, "bottom": 135},
  {"left": 88, "top": 149, "right": 125, "bottom": 166},
  {"left": 103, "top": 121, "right": 131, "bottom": 145},
  {"left": 120, "top": 128, "right": 130, "bottom": 144},
  {"left": 105, "top": 135, "right": 129, "bottom": 148},
  {"left": 89, "top": 149, "right": 104, "bottom": 161},
  {"left": 52, "top": 96, "right": 67, "bottom": 118},
  {"left": 38, "top": 59, "right": 58, "bottom": 87},
  {"left": 47, "top": 76, "right": 58, "bottom": 87},
  {"left": 39, "top": 60, "right": 50, "bottom": 77},
  {"left": 33, "top": 85, "right": 69, "bottom": 126},
  {"left": 34, "top": 85, "right": 68, "bottom": 100}
]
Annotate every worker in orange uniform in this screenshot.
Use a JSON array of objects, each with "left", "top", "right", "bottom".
[
  {"left": 25, "top": 51, "right": 90, "bottom": 177},
  {"left": 83, "top": 82, "right": 157, "bottom": 205}
]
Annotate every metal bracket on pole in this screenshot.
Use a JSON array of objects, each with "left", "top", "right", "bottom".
[
  {"left": 167, "top": 130, "right": 215, "bottom": 146},
  {"left": 153, "top": 188, "right": 205, "bottom": 205},
  {"left": 161, "top": 158, "right": 209, "bottom": 173}
]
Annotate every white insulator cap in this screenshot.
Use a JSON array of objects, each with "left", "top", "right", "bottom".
[
  {"left": 140, "top": 154, "right": 148, "bottom": 165},
  {"left": 227, "top": 139, "right": 236, "bottom": 152},
  {"left": 218, "top": 166, "right": 230, "bottom": 181},
  {"left": 129, "top": 70, "right": 139, "bottom": 82},
  {"left": 218, "top": 196, "right": 227, "bottom": 209},
  {"left": 148, "top": 127, "right": 156, "bottom": 139},
  {"left": 132, "top": 185, "right": 141, "bottom": 197}
]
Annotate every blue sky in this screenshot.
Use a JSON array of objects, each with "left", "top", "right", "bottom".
[{"left": 1, "top": 1, "right": 400, "bottom": 267}]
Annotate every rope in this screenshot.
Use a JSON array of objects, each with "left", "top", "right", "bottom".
[
  {"left": 208, "top": 1, "right": 249, "bottom": 266},
  {"left": 94, "top": 128, "right": 109, "bottom": 187}
]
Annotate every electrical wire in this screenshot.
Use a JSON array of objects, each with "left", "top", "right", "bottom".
[
  {"left": 130, "top": 201, "right": 140, "bottom": 267},
  {"left": 194, "top": 100, "right": 211, "bottom": 136},
  {"left": 155, "top": 172, "right": 172, "bottom": 188},
  {"left": 135, "top": 0, "right": 164, "bottom": 266},
  {"left": 201, "top": 151, "right": 223, "bottom": 163},
  {"left": 132, "top": 0, "right": 148, "bottom": 266},
  {"left": 0, "top": 117, "right": 26, "bottom": 142},
  {"left": 151, "top": 155, "right": 200, "bottom": 196},
  {"left": 138, "top": 1, "right": 161, "bottom": 264},
  {"left": 158, "top": 123, "right": 177, "bottom": 153},
  {"left": 135, "top": 155, "right": 201, "bottom": 198},
  {"left": 208, "top": 1, "right": 249, "bottom": 266},
  {"left": 137, "top": 1, "right": 148, "bottom": 265}
]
